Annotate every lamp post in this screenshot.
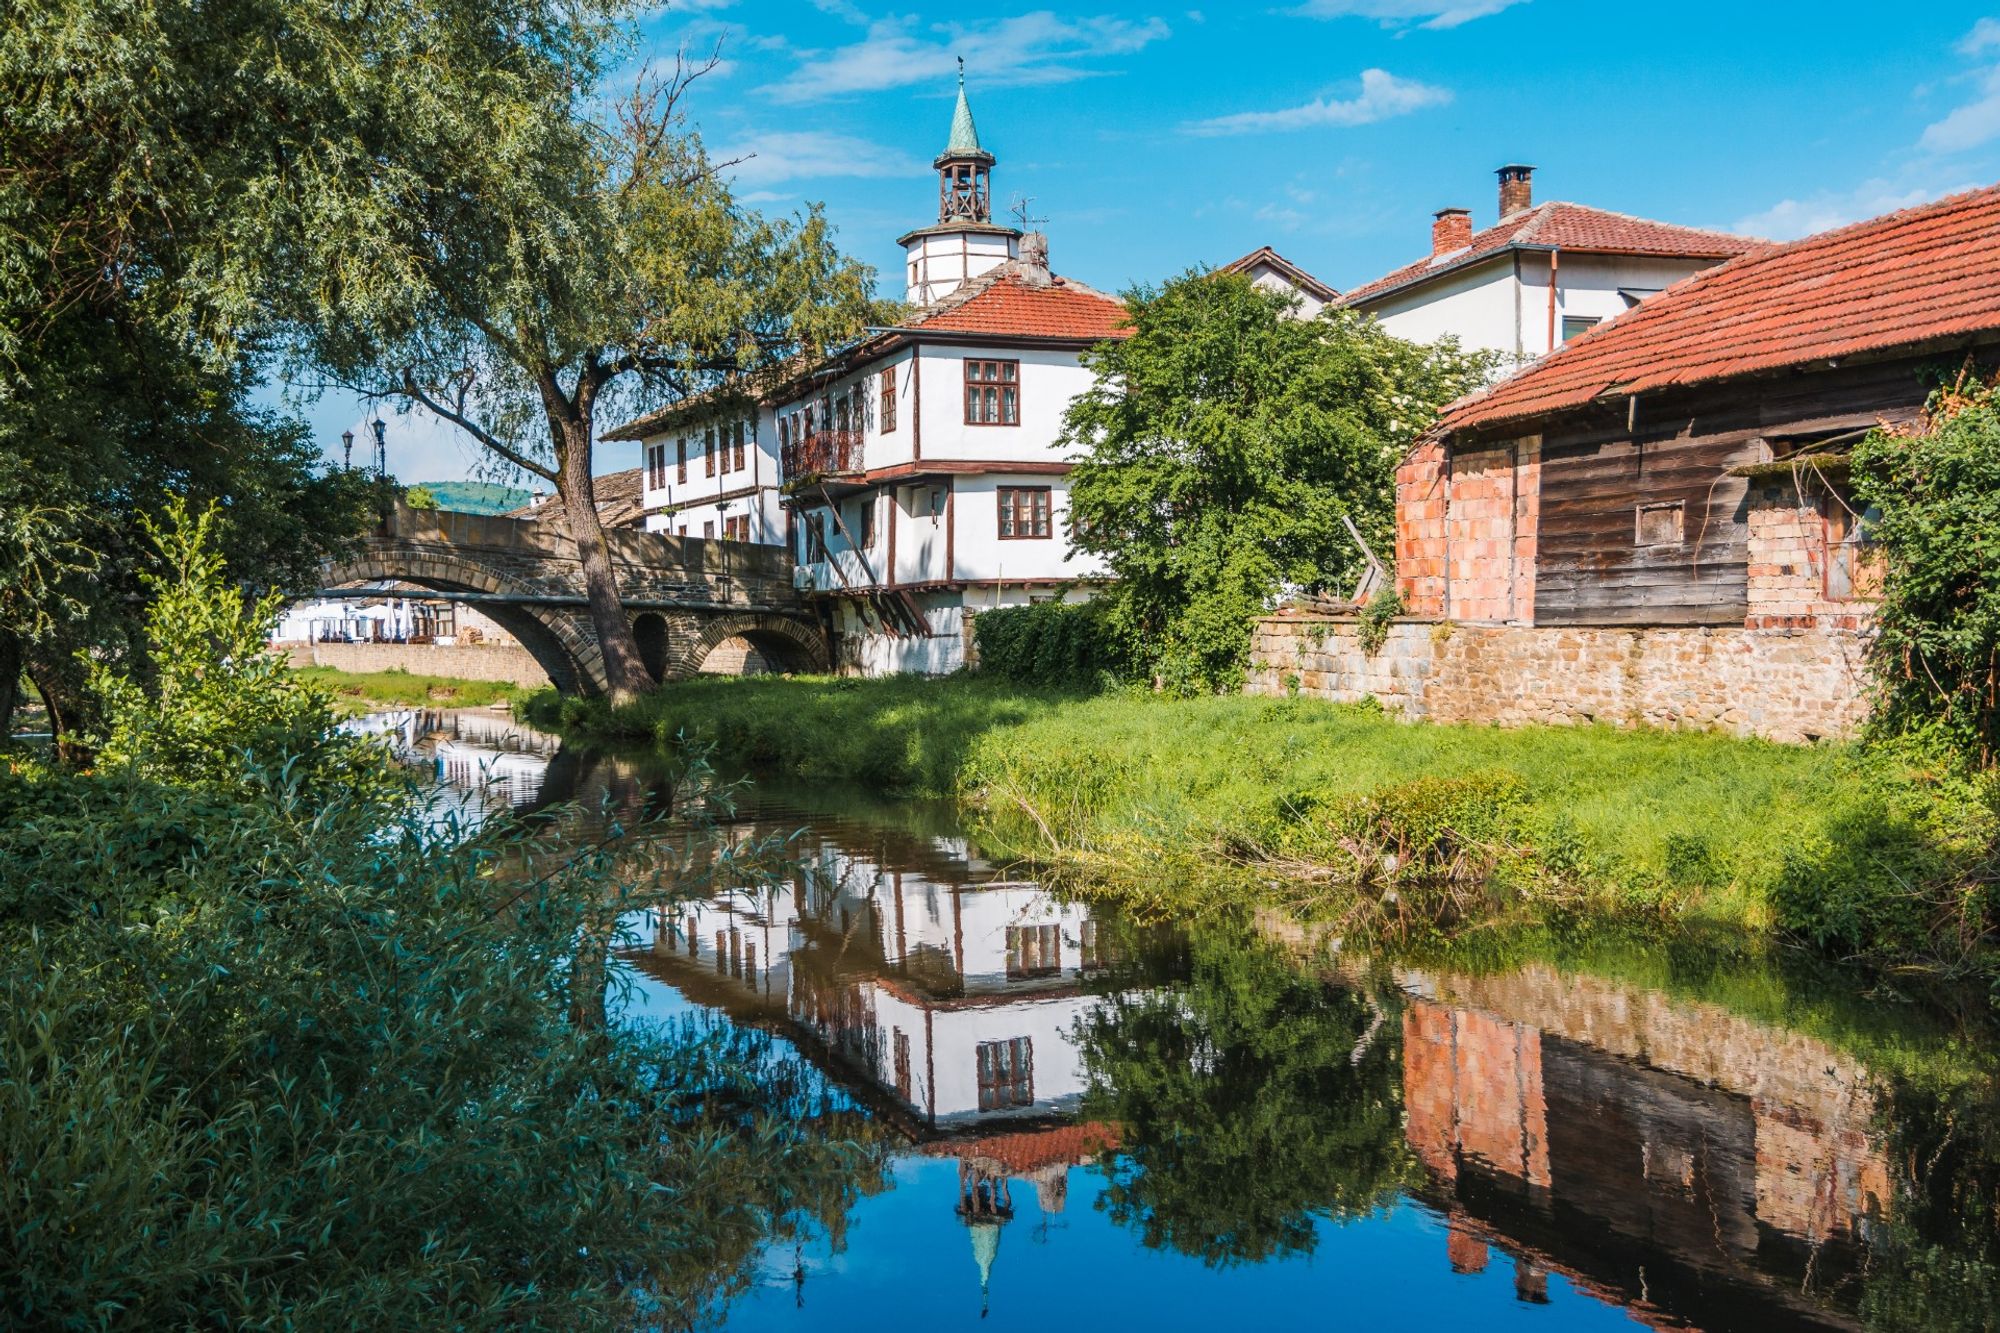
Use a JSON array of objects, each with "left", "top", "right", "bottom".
[{"left": 342, "top": 430, "right": 354, "bottom": 471}]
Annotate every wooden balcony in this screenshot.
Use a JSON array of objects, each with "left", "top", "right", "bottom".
[{"left": 781, "top": 430, "right": 863, "bottom": 484}]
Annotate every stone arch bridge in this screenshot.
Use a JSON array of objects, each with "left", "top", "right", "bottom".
[{"left": 319, "top": 502, "right": 828, "bottom": 694}]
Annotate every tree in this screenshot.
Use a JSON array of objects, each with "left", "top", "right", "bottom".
[
  {"left": 1061, "top": 272, "right": 1492, "bottom": 695},
  {"left": 299, "top": 60, "right": 880, "bottom": 705}
]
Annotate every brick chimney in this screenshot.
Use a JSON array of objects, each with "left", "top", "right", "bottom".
[
  {"left": 1018, "top": 231, "right": 1051, "bottom": 286},
  {"left": 1497, "top": 164, "right": 1535, "bottom": 219},
  {"left": 1432, "top": 207, "right": 1473, "bottom": 257}
]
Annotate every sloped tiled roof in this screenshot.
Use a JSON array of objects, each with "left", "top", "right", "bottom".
[
  {"left": 1440, "top": 184, "right": 2000, "bottom": 436},
  {"left": 907, "top": 267, "right": 1130, "bottom": 340},
  {"left": 503, "top": 466, "right": 646, "bottom": 529},
  {"left": 1222, "top": 245, "right": 1339, "bottom": 302},
  {"left": 1343, "top": 201, "right": 1761, "bottom": 306}
]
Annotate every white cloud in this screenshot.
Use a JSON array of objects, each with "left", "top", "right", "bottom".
[
  {"left": 1733, "top": 177, "right": 1971, "bottom": 241},
  {"left": 1958, "top": 17, "right": 2000, "bottom": 56},
  {"left": 1290, "top": 0, "right": 1527, "bottom": 29},
  {"left": 758, "top": 12, "right": 1169, "bottom": 104},
  {"left": 1185, "top": 68, "right": 1451, "bottom": 136},
  {"left": 714, "top": 130, "right": 926, "bottom": 186}
]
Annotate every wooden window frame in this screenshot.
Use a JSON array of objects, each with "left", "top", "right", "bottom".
[
  {"left": 704, "top": 426, "right": 716, "bottom": 478},
  {"left": 1634, "top": 500, "right": 1685, "bottom": 549},
  {"left": 1821, "top": 493, "right": 1882, "bottom": 603},
  {"left": 975, "top": 1037, "right": 1034, "bottom": 1112},
  {"left": 676, "top": 436, "right": 688, "bottom": 485},
  {"left": 964, "top": 358, "right": 1021, "bottom": 427},
  {"left": 997, "top": 485, "right": 1053, "bottom": 540},
  {"left": 732, "top": 420, "right": 747, "bottom": 473},
  {"left": 880, "top": 366, "right": 899, "bottom": 434},
  {"left": 856, "top": 495, "right": 876, "bottom": 550}
]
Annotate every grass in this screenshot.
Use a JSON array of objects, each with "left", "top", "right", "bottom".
[
  {"left": 545, "top": 674, "right": 1999, "bottom": 979},
  {"left": 292, "top": 666, "right": 535, "bottom": 714}
]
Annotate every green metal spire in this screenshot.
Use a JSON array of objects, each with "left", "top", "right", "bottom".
[{"left": 945, "top": 58, "right": 982, "bottom": 156}]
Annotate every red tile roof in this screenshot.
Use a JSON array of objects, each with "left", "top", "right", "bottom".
[
  {"left": 919, "top": 1121, "right": 1118, "bottom": 1173},
  {"left": 1343, "top": 201, "right": 1761, "bottom": 306},
  {"left": 1441, "top": 184, "right": 2000, "bottom": 436},
  {"left": 908, "top": 271, "right": 1130, "bottom": 341}
]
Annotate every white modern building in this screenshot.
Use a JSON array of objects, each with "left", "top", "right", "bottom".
[{"left": 606, "top": 72, "right": 1129, "bottom": 676}]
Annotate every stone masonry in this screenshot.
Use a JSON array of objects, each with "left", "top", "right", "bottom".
[{"left": 1247, "top": 614, "right": 1871, "bottom": 743}]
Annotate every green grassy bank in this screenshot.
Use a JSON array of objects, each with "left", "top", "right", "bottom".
[
  {"left": 291, "top": 666, "right": 534, "bottom": 714},
  {"left": 541, "top": 675, "right": 2000, "bottom": 981}
]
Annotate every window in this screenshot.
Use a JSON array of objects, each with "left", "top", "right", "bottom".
[
  {"left": 880, "top": 366, "right": 898, "bottom": 434},
  {"left": 702, "top": 520, "right": 715, "bottom": 539},
  {"left": 733, "top": 420, "right": 747, "bottom": 472},
  {"left": 1823, "top": 495, "right": 1883, "bottom": 601},
  {"left": 1562, "top": 316, "right": 1601, "bottom": 342},
  {"left": 893, "top": 1028, "right": 912, "bottom": 1102},
  {"left": 856, "top": 496, "right": 876, "bottom": 549},
  {"left": 965, "top": 359, "right": 1020, "bottom": 425},
  {"left": 645, "top": 443, "right": 664, "bottom": 491},
  {"left": 676, "top": 437, "right": 688, "bottom": 484},
  {"left": 1006, "top": 924, "right": 1061, "bottom": 979},
  {"left": 724, "top": 514, "right": 750, "bottom": 542},
  {"left": 997, "top": 486, "right": 1052, "bottom": 540},
  {"left": 1079, "top": 919, "right": 1107, "bottom": 972},
  {"left": 704, "top": 426, "right": 716, "bottom": 478},
  {"left": 976, "top": 1037, "right": 1033, "bottom": 1112},
  {"left": 805, "top": 512, "right": 827, "bottom": 563},
  {"left": 1634, "top": 500, "right": 1684, "bottom": 548}
]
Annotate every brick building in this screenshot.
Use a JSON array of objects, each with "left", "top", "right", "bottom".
[{"left": 1252, "top": 184, "right": 2000, "bottom": 741}]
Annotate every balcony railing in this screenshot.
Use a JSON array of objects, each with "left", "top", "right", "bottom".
[{"left": 781, "top": 430, "right": 863, "bottom": 482}]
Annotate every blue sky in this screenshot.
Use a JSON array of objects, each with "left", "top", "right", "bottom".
[{"left": 297, "top": 1, "right": 2000, "bottom": 481}]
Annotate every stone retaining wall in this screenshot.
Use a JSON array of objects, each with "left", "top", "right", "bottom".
[
  {"left": 1247, "top": 616, "right": 1871, "bottom": 743},
  {"left": 278, "top": 641, "right": 550, "bottom": 688}
]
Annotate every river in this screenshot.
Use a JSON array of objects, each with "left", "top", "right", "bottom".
[{"left": 375, "top": 708, "right": 2000, "bottom": 1332}]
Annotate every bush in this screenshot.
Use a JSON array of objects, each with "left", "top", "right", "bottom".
[{"left": 972, "top": 599, "right": 1131, "bottom": 688}]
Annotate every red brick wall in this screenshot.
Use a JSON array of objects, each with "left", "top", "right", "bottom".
[
  {"left": 1744, "top": 478, "right": 1876, "bottom": 631},
  {"left": 1395, "top": 436, "right": 1539, "bottom": 624}
]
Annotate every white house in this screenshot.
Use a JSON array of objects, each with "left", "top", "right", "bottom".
[
  {"left": 1340, "top": 166, "right": 1761, "bottom": 368},
  {"left": 1220, "top": 245, "right": 1338, "bottom": 318},
  {"left": 605, "top": 73, "right": 1127, "bottom": 676}
]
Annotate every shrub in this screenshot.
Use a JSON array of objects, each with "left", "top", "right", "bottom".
[
  {"left": 1321, "top": 770, "right": 1532, "bottom": 882},
  {"left": 972, "top": 598, "right": 1131, "bottom": 688}
]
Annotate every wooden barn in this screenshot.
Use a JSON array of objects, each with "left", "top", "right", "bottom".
[{"left": 1396, "top": 183, "right": 2000, "bottom": 634}]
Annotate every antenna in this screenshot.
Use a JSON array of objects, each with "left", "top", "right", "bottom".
[{"left": 1007, "top": 194, "right": 1047, "bottom": 232}]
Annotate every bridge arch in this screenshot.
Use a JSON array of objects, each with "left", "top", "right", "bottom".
[
  {"left": 673, "top": 612, "right": 829, "bottom": 678},
  {"left": 320, "top": 549, "right": 605, "bottom": 695}
]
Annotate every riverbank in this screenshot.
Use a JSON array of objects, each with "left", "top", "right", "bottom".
[
  {"left": 291, "top": 665, "right": 534, "bottom": 714},
  {"left": 541, "top": 675, "right": 2000, "bottom": 981}
]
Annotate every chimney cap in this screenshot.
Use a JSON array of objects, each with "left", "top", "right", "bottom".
[
  {"left": 1434, "top": 206, "right": 1471, "bottom": 218},
  {"left": 1496, "top": 163, "right": 1536, "bottom": 178}
]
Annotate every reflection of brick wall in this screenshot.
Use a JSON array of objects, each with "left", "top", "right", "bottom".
[
  {"left": 1745, "top": 478, "right": 1876, "bottom": 631},
  {"left": 1247, "top": 618, "right": 1870, "bottom": 744},
  {"left": 1400, "top": 1002, "right": 1550, "bottom": 1189},
  {"left": 1755, "top": 1099, "right": 1890, "bottom": 1243}
]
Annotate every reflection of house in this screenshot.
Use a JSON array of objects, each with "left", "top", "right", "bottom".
[
  {"left": 350, "top": 709, "right": 560, "bottom": 816},
  {"left": 625, "top": 810, "right": 1119, "bottom": 1130},
  {"left": 1397, "top": 965, "right": 1890, "bottom": 1330}
]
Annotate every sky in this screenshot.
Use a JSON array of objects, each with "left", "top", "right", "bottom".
[{"left": 290, "top": 1, "right": 2000, "bottom": 482}]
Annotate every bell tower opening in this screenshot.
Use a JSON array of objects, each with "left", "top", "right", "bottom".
[{"left": 897, "top": 59, "right": 1021, "bottom": 306}]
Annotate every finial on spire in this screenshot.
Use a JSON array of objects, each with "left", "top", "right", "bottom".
[{"left": 957, "top": 54, "right": 964, "bottom": 87}]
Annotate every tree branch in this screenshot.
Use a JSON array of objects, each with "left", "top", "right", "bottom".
[{"left": 395, "top": 370, "right": 559, "bottom": 484}]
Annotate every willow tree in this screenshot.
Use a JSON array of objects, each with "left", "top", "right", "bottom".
[{"left": 301, "top": 60, "right": 877, "bottom": 703}]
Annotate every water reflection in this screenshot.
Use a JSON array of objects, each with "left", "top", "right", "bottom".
[{"left": 399, "top": 712, "right": 1999, "bottom": 1332}]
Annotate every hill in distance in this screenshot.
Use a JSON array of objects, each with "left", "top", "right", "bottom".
[{"left": 407, "top": 481, "right": 535, "bottom": 515}]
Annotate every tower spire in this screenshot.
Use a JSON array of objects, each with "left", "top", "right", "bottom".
[{"left": 935, "top": 60, "right": 993, "bottom": 223}]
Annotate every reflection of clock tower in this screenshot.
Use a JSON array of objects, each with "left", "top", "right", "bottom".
[{"left": 898, "top": 62, "right": 1022, "bottom": 306}]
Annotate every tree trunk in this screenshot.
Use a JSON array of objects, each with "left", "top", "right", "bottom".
[
  {"left": 556, "top": 421, "right": 653, "bottom": 705},
  {"left": 25, "top": 641, "right": 98, "bottom": 767},
  {"left": 0, "top": 633, "right": 21, "bottom": 743}
]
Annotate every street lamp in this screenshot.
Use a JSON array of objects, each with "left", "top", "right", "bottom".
[{"left": 342, "top": 430, "right": 354, "bottom": 471}]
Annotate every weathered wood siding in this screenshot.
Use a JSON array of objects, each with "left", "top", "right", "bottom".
[{"left": 1514, "top": 357, "right": 1940, "bottom": 627}]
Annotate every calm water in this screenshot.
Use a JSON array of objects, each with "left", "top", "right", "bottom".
[{"left": 383, "top": 709, "right": 2000, "bottom": 1333}]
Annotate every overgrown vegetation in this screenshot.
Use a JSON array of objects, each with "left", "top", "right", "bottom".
[
  {"left": 972, "top": 599, "right": 1133, "bottom": 688},
  {"left": 560, "top": 675, "right": 2000, "bottom": 984},
  {"left": 1061, "top": 271, "right": 1491, "bottom": 695},
  {"left": 1, "top": 505, "right": 884, "bottom": 1325},
  {"left": 1855, "top": 371, "right": 2000, "bottom": 764}
]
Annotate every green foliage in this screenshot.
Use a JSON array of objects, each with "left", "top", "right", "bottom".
[
  {"left": 403, "top": 483, "right": 441, "bottom": 510},
  {"left": 972, "top": 599, "right": 1133, "bottom": 689},
  {"left": 1853, "top": 376, "right": 2000, "bottom": 764},
  {"left": 1062, "top": 271, "right": 1492, "bottom": 695},
  {"left": 1076, "top": 923, "right": 1414, "bottom": 1265},
  {"left": 0, "top": 758, "right": 884, "bottom": 1327},
  {"left": 1320, "top": 770, "right": 1532, "bottom": 882},
  {"left": 1354, "top": 588, "right": 1405, "bottom": 657},
  {"left": 92, "top": 499, "right": 389, "bottom": 804}
]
